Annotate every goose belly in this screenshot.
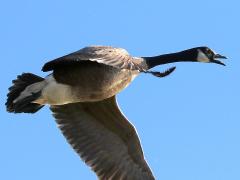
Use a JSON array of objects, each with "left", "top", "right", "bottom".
[{"left": 41, "top": 65, "right": 138, "bottom": 105}]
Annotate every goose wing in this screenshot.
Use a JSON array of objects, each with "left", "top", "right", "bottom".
[
  {"left": 50, "top": 96, "right": 154, "bottom": 180},
  {"left": 42, "top": 46, "right": 147, "bottom": 72}
]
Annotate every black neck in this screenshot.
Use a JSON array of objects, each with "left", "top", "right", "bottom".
[{"left": 143, "top": 50, "right": 197, "bottom": 69}]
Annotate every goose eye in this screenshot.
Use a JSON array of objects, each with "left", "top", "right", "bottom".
[{"left": 206, "top": 49, "right": 212, "bottom": 55}]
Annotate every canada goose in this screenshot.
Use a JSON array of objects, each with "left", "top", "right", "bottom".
[{"left": 6, "top": 46, "right": 226, "bottom": 180}]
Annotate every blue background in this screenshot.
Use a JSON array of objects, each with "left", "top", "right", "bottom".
[{"left": 1, "top": 0, "right": 239, "bottom": 180}]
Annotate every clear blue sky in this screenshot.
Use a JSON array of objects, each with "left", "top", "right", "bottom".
[{"left": 1, "top": 0, "right": 239, "bottom": 180}]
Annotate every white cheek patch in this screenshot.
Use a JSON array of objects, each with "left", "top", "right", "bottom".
[{"left": 197, "top": 49, "right": 210, "bottom": 62}]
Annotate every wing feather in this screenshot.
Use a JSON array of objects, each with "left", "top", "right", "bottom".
[
  {"left": 42, "top": 46, "right": 147, "bottom": 72},
  {"left": 50, "top": 96, "right": 154, "bottom": 180}
]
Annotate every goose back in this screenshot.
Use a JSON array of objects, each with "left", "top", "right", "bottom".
[{"left": 42, "top": 46, "right": 147, "bottom": 72}]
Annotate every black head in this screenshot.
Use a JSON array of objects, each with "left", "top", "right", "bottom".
[{"left": 191, "top": 46, "right": 227, "bottom": 66}]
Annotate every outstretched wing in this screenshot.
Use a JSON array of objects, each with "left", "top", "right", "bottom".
[
  {"left": 50, "top": 96, "right": 154, "bottom": 180},
  {"left": 42, "top": 46, "right": 147, "bottom": 72}
]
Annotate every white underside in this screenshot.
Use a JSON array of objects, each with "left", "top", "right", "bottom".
[
  {"left": 13, "top": 75, "right": 74, "bottom": 105},
  {"left": 36, "top": 75, "right": 75, "bottom": 105}
]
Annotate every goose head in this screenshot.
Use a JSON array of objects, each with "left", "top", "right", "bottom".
[{"left": 195, "top": 46, "right": 227, "bottom": 66}]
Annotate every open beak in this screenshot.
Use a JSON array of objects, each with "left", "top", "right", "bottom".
[{"left": 211, "top": 54, "right": 227, "bottom": 66}]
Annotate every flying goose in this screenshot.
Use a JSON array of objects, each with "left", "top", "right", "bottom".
[{"left": 6, "top": 46, "right": 226, "bottom": 180}]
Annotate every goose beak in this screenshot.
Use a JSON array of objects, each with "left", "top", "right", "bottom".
[{"left": 211, "top": 54, "right": 227, "bottom": 66}]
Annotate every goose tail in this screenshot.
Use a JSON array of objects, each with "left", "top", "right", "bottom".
[{"left": 6, "top": 73, "right": 45, "bottom": 113}]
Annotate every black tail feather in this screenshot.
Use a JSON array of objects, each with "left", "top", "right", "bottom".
[{"left": 6, "top": 73, "right": 44, "bottom": 113}]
